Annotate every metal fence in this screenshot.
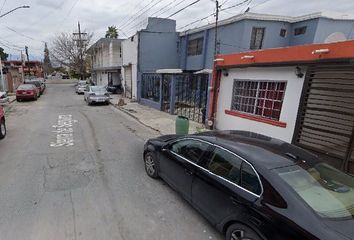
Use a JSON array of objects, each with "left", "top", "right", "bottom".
[
  {"left": 140, "top": 72, "right": 209, "bottom": 124},
  {"left": 174, "top": 73, "right": 208, "bottom": 124}
]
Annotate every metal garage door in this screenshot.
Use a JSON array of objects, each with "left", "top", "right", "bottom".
[
  {"left": 124, "top": 66, "right": 132, "bottom": 98},
  {"left": 294, "top": 63, "right": 354, "bottom": 174}
]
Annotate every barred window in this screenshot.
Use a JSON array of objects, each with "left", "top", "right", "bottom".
[
  {"left": 250, "top": 27, "right": 265, "bottom": 50},
  {"left": 188, "top": 37, "right": 204, "bottom": 56},
  {"left": 231, "top": 80, "right": 286, "bottom": 121},
  {"left": 141, "top": 75, "right": 160, "bottom": 102}
]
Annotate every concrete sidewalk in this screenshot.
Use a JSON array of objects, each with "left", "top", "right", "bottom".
[
  {"left": 0, "top": 94, "right": 16, "bottom": 108},
  {"left": 110, "top": 95, "right": 207, "bottom": 135}
]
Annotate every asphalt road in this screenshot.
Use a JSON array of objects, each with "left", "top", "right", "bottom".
[{"left": 0, "top": 81, "right": 222, "bottom": 240}]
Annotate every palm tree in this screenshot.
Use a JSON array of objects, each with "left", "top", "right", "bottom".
[{"left": 105, "top": 26, "right": 118, "bottom": 39}]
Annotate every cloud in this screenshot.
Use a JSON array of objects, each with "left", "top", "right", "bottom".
[
  {"left": 35, "top": 0, "right": 66, "bottom": 9},
  {"left": 1, "top": 0, "right": 353, "bottom": 59}
]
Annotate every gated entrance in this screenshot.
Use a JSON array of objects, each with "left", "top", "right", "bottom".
[
  {"left": 161, "top": 75, "right": 171, "bottom": 113},
  {"left": 174, "top": 73, "right": 208, "bottom": 124},
  {"left": 140, "top": 72, "right": 209, "bottom": 124},
  {"left": 293, "top": 63, "right": 354, "bottom": 174}
]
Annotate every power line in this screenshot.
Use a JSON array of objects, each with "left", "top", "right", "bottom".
[
  {"left": 4, "top": 26, "right": 45, "bottom": 43},
  {"left": 0, "top": 0, "right": 7, "bottom": 14},
  {"left": 178, "top": 0, "right": 251, "bottom": 31},
  {"left": 117, "top": 0, "right": 155, "bottom": 28},
  {"left": 166, "top": 0, "right": 200, "bottom": 18},
  {"left": 120, "top": 0, "right": 165, "bottom": 30},
  {"left": 125, "top": 0, "right": 182, "bottom": 33},
  {"left": 0, "top": 40, "right": 22, "bottom": 51},
  {"left": 126, "top": 0, "right": 201, "bottom": 35},
  {"left": 30, "top": 0, "right": 69, "bottom": 25},
  {"left": 153, "top": 0, "right": 185, "bottom": 17},
  {"left": 118, "top": 0, "right": 157, "bottom": 29}
]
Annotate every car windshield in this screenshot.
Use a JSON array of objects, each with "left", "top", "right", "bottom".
[
  {"left": 91, "top": 86, "right": 106, "bottom": 92},
  {"left": 274, "top": 163, "right": 354, "bottom": 219},
  {"left": 18, "top": 85, "right": 34, "bottom": 90},
  {"left": 28, "top": 81, "right": 41, "bottom": 87}
]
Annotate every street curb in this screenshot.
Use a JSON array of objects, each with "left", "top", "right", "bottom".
[{"left": 110, "top": 103, "right": 162, "bottom": 134}]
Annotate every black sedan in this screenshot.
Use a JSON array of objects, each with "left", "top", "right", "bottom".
[
  {"left": 106, "top": 84, "right": 123, "bottom": 94},
  {"left": 143, "top": 130, "right": 354, "bottom": 240}
]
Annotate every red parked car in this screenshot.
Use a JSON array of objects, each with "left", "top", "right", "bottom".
[
  {"left": 16, "top": 84, "right": 39, "bottom": 101},
  {"left": 0, "top": 105, "right": 5, "bottom": 139}
]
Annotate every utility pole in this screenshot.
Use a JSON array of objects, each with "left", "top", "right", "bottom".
[
  {"left": 214, "top": 0, "right": 220, "bottom": 58},
  {"left": 25, "top": 46, "right": 29, "bottom": 62},
  {"left": 21, "top": 50, "right": 25, "bottom": 83},
  {"left": 0, "top": 58, "right": 4, "bottom": 91},
  {"left": 73, "top": 22, "right": 87, "bottom": 80}
]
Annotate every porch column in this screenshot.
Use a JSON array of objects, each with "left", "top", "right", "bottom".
[{"left": 170, "top": 75, "right": 176, "bottom": 115}]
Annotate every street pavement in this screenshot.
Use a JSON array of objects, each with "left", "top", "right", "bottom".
[{"left": 0, "top": 81, "right": 222, "bottom": 240}]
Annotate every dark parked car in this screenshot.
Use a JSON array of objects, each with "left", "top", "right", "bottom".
[
  {"left": 0, "top": 105, "right": 5, "bottom": 139},
  {"left": 143, "top": 130, "right": 354, "bottom": 240},
  {"left": 106, "top": 84, "right": 123, "bottom": 94}
]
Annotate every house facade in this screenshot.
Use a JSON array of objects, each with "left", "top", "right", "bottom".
[
  {"left": 121, "top": 17, "right": 179, "bottom": 101},
  {"left": 179, "top": 11, "right": 354, "bottom": 71},
  {"left": 2, "top": 60, "right": 43, "bottom": 92},
  {"left": 120, "top": 11, "right": 354, "bottom": 124},
  {"left": 87, "top": 38, "right": 123, "bottom": 87},
  {"left": 209, "top": 40, "right": 354, "bottom": 174}
]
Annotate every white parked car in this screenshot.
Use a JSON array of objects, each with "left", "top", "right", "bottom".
[
  {"left": 0, "top": 92, "right": 9, "bottom": 105},
  {"left": 84, "top": 86, "right": 110, "bottom": 105},
  {"left": 75, "top": 81, "right": 87, "bottom": 94}
]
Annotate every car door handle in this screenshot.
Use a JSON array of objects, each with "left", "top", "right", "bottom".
[{"left": 184, "top": 169, "right": 193, "bottom": 176}]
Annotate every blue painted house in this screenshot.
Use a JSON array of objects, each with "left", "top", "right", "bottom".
[
  {"left": 179, "top": 11, "right": 354, "bottom": 71},
  {"left": 122, "top": 11, "right": 354, "bottom": 124}
]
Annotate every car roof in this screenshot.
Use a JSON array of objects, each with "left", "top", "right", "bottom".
[{"left": 191, "top": 130, "right": 319, "bottom": 170}]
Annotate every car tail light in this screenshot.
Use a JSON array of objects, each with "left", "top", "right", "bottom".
[
  {"left": 17, "top": 90, "right": 24, "bottom": 94},
  {"left": 27, "top": 90, "right": 33, "bottom": 95},
  {"left": 89, "top": 93, "right": 95, "bottom": 96}
]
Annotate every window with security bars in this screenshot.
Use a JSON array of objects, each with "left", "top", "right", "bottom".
[
  {"left": 250, "top": 27, "right": 265, "bottom": 50},
  {"left": 188, "top": 37, "right": 204, "bottom": 56},
  {"left": 231, "top": 80, "right": 286, "bottom": 121}
]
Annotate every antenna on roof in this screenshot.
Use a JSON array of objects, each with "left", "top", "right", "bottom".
[{"left": 244, "top": 7, "right": 250, "bottom": 13}]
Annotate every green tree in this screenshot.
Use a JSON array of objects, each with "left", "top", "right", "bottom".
[
  {"left": 0, "top": 47, "right": 8, "bottom": 61},
  {"left": 43, "top": 43, "right": 53, "bottom": 75},
  {"left": 105, "top": 26, "right": 118, "bottom": 38}
]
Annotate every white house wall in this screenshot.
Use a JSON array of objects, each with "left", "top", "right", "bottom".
[
  {"left": 122, "top": 34, "right": 138, "bottom": 100},
  {"left": 92, "top": 40, "right": 122, "bottom": 70},
  {"left": 96, "top": 71, "right": 109, "bottom": 86},
  {"left": 215, "top": 66, "right": 305, "bottom": 143}
]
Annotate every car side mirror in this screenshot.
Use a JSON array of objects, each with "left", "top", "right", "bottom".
[{"left": 161, "top": 143, "right": 170, "bottom": 152}]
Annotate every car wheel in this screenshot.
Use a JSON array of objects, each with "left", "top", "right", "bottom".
[
  {"left": 144, "top": 152, "right": 159, "bottom": 179},
  {"left": 0, "top": 118, "right": 6, "bottom": 139},
  {"left": 226, "top": 223, "right": 262, "bottom": 240},
  {"left": 16, "top": 98, "right": 20, "bottom": 102}
]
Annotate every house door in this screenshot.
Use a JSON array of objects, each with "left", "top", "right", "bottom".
[
  {"left": 124, "top": 66, "right": 132, "bottom": 98},
  {"left": 174, "top": 73, "right": 209, "bottom": 124},
  {"left": 293, "top": 63, "right": 354, "bottom": 174}
]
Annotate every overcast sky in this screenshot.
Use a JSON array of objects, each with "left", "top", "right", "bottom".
[{"left": 1, "top": 0, "right": 354, "bottom": 60}]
